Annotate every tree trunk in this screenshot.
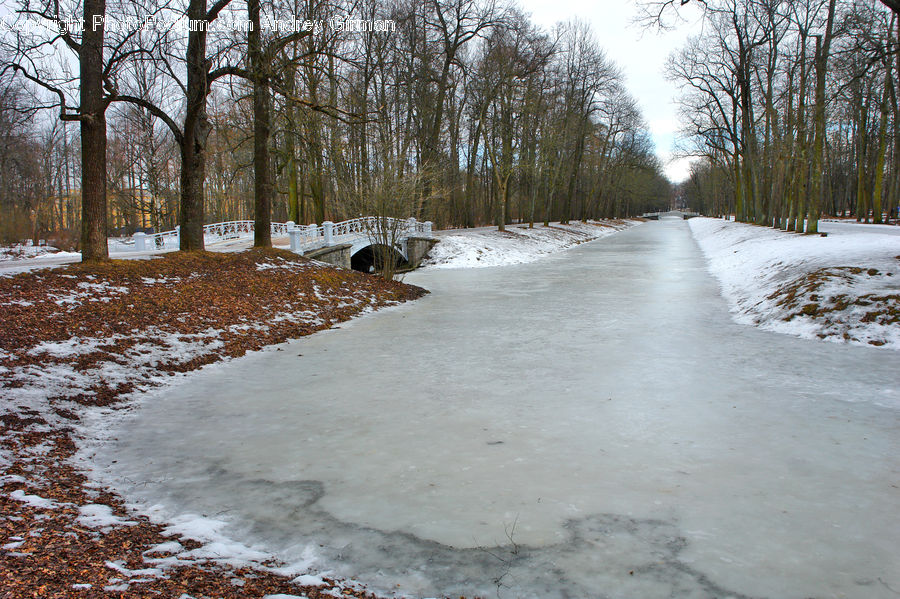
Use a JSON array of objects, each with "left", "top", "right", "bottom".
[
  {"left": 873, "top": 102, "right": 890, "bottom": 225},
  {"left": 249, "top": 0, "right": 272, "bottom": 247},
  {"left": 806, "top": 0, "right": 836, "bottom": 234},
  {"left": 80, "top": 0, "right": 108, "bottom": 261},
  {"left": 856, "top": 94, "right": 871, "bottom": 222},
  {"left": 180, "top": 0, "right": 211, "bottom": 251},
  {"left": 464, "top": 113, "right": 484, "bottom": 229}
]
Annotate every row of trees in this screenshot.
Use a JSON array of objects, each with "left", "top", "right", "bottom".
[
  {"left": 1, "top": 0, "right": 671, "bottom": 260},
  {"left": 659, "top": 0, "right": 900, "bottom": 232}
]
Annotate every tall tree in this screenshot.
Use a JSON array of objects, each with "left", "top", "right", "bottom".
[{"left": 4, "top": 0, "right": 113, "bottom": 260}]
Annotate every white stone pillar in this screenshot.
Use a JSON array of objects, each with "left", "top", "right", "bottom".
[
  {"left": 424, "top": 221, "right": 433, "bottom": 236},
  {"left": 323, "top": 221, "right": 333, "bottom": 245},
  {"left": 133, "top": 232, "right": 147, "bottom": 252},
  {"left": 288, "top": 224, "right": 301, "bottom": 252},
  {"left": 174, "top": 225, "right": 180, "bottom": 248}
]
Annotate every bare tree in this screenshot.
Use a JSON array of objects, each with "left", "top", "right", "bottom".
[{"left": 2, "top": 0, "right": 120, "bottom": 260}]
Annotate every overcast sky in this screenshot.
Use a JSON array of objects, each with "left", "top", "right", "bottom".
[{"left": 518, "top": 0, "right": 705, "bottom": 183}]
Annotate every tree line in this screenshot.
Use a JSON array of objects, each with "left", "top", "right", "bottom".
[
  {"left": 657, "top": 0, "right": 900, "bottom": 232},
  {"left": 0, "top": 0, "right": 671, "bottom": 261}
]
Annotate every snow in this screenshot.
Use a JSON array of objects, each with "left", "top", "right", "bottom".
[
  {"left": 690, "top": 217, "right": 900, "bottom": 348},
  {"left": 0, "top": 244, "right": 61, "bottom": 261},
  {"left": 104, "top": 559, "right": 163, "bottom": 578},
  {"left": 255, "top": 259, "right": 302, "bottom": 271},
  {"left": 78, "top": 504, "right": 137, "bottom": 530},
  {"left": 158, "top": 513, "right": 275, "bottom": 567},
  {"left": 9, "top": 489, "right": 59, "bottom": 509},
  {"left": 143, "top": 541, "right": 183, "bottom": 555},
  {"left": 140, "top": 276, "right": 182, "bottom": 285},
  {"left": 29, "top": 337, "right": 104, "bottom": 359},
  {"left": 422, "top": 220, "right": 637, "bottom": 268},
  {"left": 0, "top": 250, "right": 83, "bottom": 277},
  {"left": 44, "top": 281, "right": 131, "bottom": 306}
]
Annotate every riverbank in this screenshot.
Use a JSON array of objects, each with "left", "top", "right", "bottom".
[
  {"left": 689, "top": 217, "right": 900, "bottom": 348},
  {"left": 0, "top": 249, "right": 424, "bottom": 598},
  {"left": 423, "top": 219, "right": 638, "bottom": 268}
]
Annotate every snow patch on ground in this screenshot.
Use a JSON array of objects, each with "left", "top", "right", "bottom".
[
  {"left": 29, "top": 337, "right": 104, "bottom": 359},
  {"left": 9, "top": 489, "right": 60, "bottom": 509},
  {"left": 422, "top": 220, "right": 638, "bottom": 269},
  {"left": 690, "top": 217, "right": 900, "bottom": 348},
  {"left": 0, "top": 244, "right": 61, "bottom": 261},
  {"left": 78, "top": 504, "right": 138, "bottom": 530}
]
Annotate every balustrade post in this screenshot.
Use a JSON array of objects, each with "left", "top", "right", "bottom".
[
  {"left": 424, "top": 221, "right": 433, "bottom": 236},
  {"left": 288, "top": 223, "right": 302, "bottom": 252},
  {"left": 175, "top": 225, "right": 180, "bottom": 248},
  {"left": 133, "top": 232, "right": 146, "bottom": 252},
  {"left": 323, "top": 221, "right": 333, "bottom": 245}
]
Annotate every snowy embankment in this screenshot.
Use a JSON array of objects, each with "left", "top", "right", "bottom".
[
  {"left": 690, "top": 217, "right": 900, "bottom": 348},
  {"left": 423, "top": 219, "right": 638, "bottom": 269},
  {"left": 0, "top": 244, "right": 57, "bottom": 261}
]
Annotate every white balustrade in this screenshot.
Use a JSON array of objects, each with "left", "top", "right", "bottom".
[{"left": 126, "top": 216, "right": 433, "bottom": 253}]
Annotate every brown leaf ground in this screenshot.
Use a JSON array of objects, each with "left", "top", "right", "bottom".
[{"left": 0, "top": 249, "right": 427, "bottom": 598}]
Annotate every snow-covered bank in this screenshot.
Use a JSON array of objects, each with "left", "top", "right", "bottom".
[
  {"left": 423, "top": 219, "right": 638, "bottom": 268},
  {"left": 690, "top": 217, "right": 900, "bottom": 348}
]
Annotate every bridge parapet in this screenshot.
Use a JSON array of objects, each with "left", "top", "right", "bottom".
[
  {"left": 641, "top": 211, "right": 700, "bottom": 220},
  {"left": 287, "top": 216, "right": 433, "bottom": 255},
  {"left": 127, "top": 216, "right": 434, "bottom": 256},
  {"left": 132, "top": 220, "right": 297, "bottom": 251}
]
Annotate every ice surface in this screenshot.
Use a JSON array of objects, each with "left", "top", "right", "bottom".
[{"left": 87, "top": 220, "right": 900, "bottom": 598}]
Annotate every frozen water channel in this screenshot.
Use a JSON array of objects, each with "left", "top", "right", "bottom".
[{"left": 89, "top": 219, "right": 900, "bottom": 598}]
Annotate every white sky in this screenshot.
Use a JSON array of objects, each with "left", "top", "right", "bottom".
[{"left": 518, "top": 0, "right": 705, "bottom": 183}]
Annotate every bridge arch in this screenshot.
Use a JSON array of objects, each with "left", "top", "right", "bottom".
[{"left": 350, "top": 243, "right": 407, "bottom": 273}]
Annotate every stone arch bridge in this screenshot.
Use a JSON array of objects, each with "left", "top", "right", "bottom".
[
  {"left": 641, "top": 210, "right": 700, "bottom": 220},
  {"left": 127, "top": 217, "right": 438, "bottom": 272}
]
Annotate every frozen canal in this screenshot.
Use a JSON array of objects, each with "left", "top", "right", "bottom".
[{"left": 89, "top": 219, "right": 900, "bottom": 598}]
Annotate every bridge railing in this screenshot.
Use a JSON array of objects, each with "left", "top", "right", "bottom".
[
  {"left": 127, "top": 217, "right": 433, "bottom": 253},
  {"left": 288, "top": 217, "right": 433, "bottom": 253}
]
